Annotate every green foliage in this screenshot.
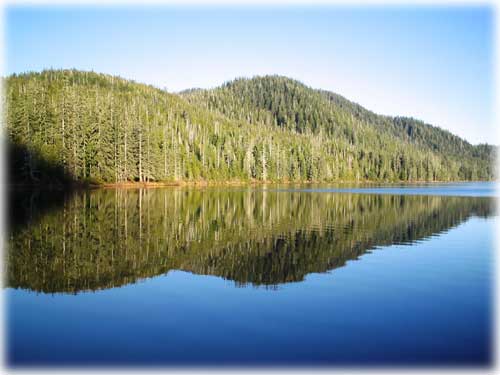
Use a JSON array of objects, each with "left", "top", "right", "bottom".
[{"left": 5, "top": 70, "right": 496, "bottom": 184}]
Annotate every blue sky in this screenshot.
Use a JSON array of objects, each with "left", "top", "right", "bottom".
[{"left": 6, "top": 5, "right": 495, "bottom": 144}]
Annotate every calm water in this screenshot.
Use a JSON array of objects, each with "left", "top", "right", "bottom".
[{"left": 6, "top": 183, "right": 497, "bottom": 367}]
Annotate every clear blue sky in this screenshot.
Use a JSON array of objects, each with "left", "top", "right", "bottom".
[{"left": 6, "top": 5, "right": 495, "bottom": 145}]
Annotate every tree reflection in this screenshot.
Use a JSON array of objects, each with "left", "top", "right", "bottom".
[{"left": 6, "top": 188, "right": 494, "bottom": 293}]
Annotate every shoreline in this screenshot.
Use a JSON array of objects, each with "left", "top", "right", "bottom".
[{"left": 6, "top": 179, "right": 495, "bottom": 191}]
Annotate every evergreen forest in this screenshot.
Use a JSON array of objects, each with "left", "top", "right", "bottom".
[{"left": 5, "top": 69, "right": 496, "bottom": 185}]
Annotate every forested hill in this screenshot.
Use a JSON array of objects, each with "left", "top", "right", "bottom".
[
  {"left": 183, "top": 75, "right": 495, "bottom": 170},
  {"left": 5, "top": 70, "right": 496, "bottom": 185}
]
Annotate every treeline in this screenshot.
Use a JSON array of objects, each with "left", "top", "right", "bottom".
[
  {"left": 8, "top": 188, "right": 493, "bottom": 293},
  {"left": 5, "top": 70, "right": 496, "bottom": 185}
]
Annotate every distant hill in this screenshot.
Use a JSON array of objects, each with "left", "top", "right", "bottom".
[{"left": 5, "top": 70, "right": 496, "bottom": 185}]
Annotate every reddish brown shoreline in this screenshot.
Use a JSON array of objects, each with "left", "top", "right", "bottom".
[
  {"left": 100, "top": 179, "right": 492, "bottom": 189},
  {"left": 7, "top": 179, "right": 494, "bottom": 191}
]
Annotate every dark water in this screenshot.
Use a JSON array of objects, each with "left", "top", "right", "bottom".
[{"left": 5, "top": 183, "right": 497, "bottom": 367}]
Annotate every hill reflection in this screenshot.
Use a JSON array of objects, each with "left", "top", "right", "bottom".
[{"left": 7, "top": 188, "right": 494, "bottom": 293}]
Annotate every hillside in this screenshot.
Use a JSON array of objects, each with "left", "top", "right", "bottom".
[
  {"left": 5, "top": 69, "right": 496, "bottom": 185},
  {"left": 183, "top": 75, "right": 495, "bottom": 179}
]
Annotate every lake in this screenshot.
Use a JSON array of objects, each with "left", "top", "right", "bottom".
[{"left": 5, "top": 182, "right": 497, "bottom": 367}]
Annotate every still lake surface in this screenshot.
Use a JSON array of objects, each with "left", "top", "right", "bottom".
[{"left": 6, "top": 182, "right": 497, "bottom": 367}]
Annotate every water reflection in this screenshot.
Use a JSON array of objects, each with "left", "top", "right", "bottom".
[{"left": 7, "top": 188, "right": 494, "bottom": 293}]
